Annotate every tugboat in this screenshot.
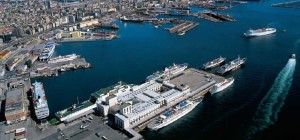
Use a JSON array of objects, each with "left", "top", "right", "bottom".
[{"left": 290, "top": 54, "right": 296, "bottom": 59}]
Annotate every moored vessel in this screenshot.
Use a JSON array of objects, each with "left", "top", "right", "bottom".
[
  {"left": 202, "top": 56, "right": 226, "bottom": 70},
  {"left": 210, "top": 77, "right": 234, "bottom": 94},
  {"left": 217, "top": 55, "right": 246, "bottom": 75},
  {"left": 39, "top": 42, "right": 56, "bottom": 61},
  {"left": 32, "top": 81, "right": 49, "bottom": 119},
  {"left": 164, "top": 63, "right": 188, "bottom": 76},
  {"left": 148, "top": 98, "right": 202, "bottom": 130}
]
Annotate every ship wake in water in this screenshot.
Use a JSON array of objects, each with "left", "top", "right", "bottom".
[{"left": 245, "top": 58, "right": 296, "bottom": 139}]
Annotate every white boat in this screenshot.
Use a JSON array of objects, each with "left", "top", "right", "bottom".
[
  {"left": 202, "top": 56, "right": 226, "bottom": 70},
  {"left": 39, "top": 42, "right": 56, "bottom": 61},
  {"left": 178, "top": 32, "right": 185, "bottom": 36},
  {"left": 164, "top": 63, "right": 188, "bottom": 76},
  {"left": 148, "top": 99, "right": 202, "bottom": 130},
  {"left": 290, "top": 54, "right": 296, "bottom": 59},
  {"left": 32, "top": 81, "right": 50, "bottom": 119},
  {"left": 244, "top": 27, "right": 276, "bottom": 37},
  {"left": 48, "top": 54, "right": 78, "bottom": 64},
  {"left": 210, "top": 77, "right": 234, "bottom": 94}
]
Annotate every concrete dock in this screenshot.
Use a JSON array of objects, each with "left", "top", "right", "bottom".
[
  {"left": 29, "top": 55, "right": 91, "bottom": 78},
  {"left": 167, "top": 21, "right": 199, "bottom": 35},
  {"left": 194, "top": 11, "right": 236, "bottom": 22}
]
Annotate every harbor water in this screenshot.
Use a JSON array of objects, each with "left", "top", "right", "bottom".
[{"left": 35, "top": 0, "right": 300, "bottom": 139}]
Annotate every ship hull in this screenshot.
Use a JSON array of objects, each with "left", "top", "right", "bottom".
[
  {"left": 203, "top": 58, "right": 226, "bottom": 70},
  {"left": 217, "top": 58, "right": 246, "bottom": 75},
  {"left": 210, "top": 78, "right": 234, "bottom": 94},
  {"left": 149, "top": 101, "right": 200, "bottom": 130},
  {"left": 244, "top": 28, "right": 276, "bottom": 37},
  {"left": 32, "top": 82, "right": 50, "bottom": 120}
]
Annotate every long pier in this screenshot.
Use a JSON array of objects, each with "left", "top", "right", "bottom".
[
  {"left": 29, "top": 54, "right": 92, "bottom": 78},
  {"left": 194, "top": 11, "right": 236, "bottom": 22},
  {"left": 166, "top": 21, "right": 199, "bottom": 35}
]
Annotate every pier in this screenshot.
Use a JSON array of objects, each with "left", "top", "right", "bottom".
[
  {"left": 167, "top": 21, "right": 199, "bottom": 35},
  {"left": 194, "top": 11, "right": 236, "bottom": 22},
  {"left": 29, "top": 54, "right": 91, "bottom": 78},
  {"left": 130, "top": 68, "right": 225, "bottom": 132}
]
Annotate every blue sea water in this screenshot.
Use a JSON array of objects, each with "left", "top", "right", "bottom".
[{"left": 35, "top": 0, "right": 300, "bottom": 139}]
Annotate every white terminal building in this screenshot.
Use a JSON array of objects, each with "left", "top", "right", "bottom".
[{"left": 96, "top": 80, "right": 191, "bottom": 129}]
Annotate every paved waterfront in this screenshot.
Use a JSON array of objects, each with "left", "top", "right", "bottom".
[
  {"left": 170, "top": 68, "right": 224, "bottom": 91},
  {"left": 43, "top": 114, "right": 129, "bottom": 140}
]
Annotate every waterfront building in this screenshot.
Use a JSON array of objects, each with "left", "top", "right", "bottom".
[
  {"left": 94, "top": 79, "right": 190, "bottom": 129},
  {"left": 5, "top": 83, "right": 28, "bottom": 124},
  {"left": 0, "top": 50, "right": 11, "bottom": 61},
  {"left": 13, "top": 26, "right": 24, "bottom": 38},
  {"left": 79, "top": 19, "right": 98, "bottom": 28}
]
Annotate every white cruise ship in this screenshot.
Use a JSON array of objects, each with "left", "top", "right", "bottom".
[
  {"left": 48, "top": 54, "right": 78, "bottom": 63},
  {"left": 32, "top": 81, "right": 50, "bottom": 119},
  {"left": 148, "top": 98, "right": 202, "bottom": 130},
  {"left": 210, "top": 77, "right": 234, "bottom": 94},
  {"left": 244, "top": 27, "right": 276, "bottom": 37},
  {"left": 39, "top": 42, "right": 56, "bottom": 61},
  {"left": 164, "top": 63, "right": 188, "bottom": 76}
]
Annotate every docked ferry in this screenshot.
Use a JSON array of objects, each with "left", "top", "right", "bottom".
[
  {"left": 148, "top": 98, "right": 202, "bottom": 130},
  {"left": 244, "top": 27, "right": 276, "bottom": 37},
  {"left": 217, "top": 56, "right": 246, "bottom": 75},
  {"left": 210, "top": 77, "right": 234, "bottom": 94},
  {"left": 202, "top": 56, "right": 226, "bottom": 70},
  {"left": 32, "top": 81, "right": 49, "bottom": 119},
  {"left": 39, "top": 42, "right": 55, "bottom": 61},
  {"left": 164, "top": 63, "right": 188, "bottom": 76}
]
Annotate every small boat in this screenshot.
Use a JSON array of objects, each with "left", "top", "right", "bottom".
[
  {"left": 290, "top": 54, "right": 296, "bottom": 59},
  {"left": 178, "top": 32, "right": 185, "bottom": 36},
  {"left": 154, "top": 25, "right": 159, "bottom": 28}
]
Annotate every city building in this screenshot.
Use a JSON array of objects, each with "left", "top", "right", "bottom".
[
  {"left": 0, "top": 50, "right": 11, "bottom": 61},
  {"left": 5, "top": 82, "right": 28, "bottom": 124}
]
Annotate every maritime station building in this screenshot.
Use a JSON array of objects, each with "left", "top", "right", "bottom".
[
  {"left": 96, "top": 68, "right": 225, "bottom": 129},
  {"left": 4, "top": 81, "right": 29, "bottom": 124}
]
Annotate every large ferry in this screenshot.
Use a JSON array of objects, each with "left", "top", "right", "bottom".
[
  {"left": 210, "top": 77, "right": 234, "bottom": 94},
  {"left": 202, "top": 56, "right": 226, "bottom": 70},
  {"left": 146, "top": 63, "right": 188, "bottom": 81},
  {"left": 244, "top": 27, "right": 276, "bottom": 37},
  {"left": 120, "top": 16, "right": 144, "bottom": 23},
  {"left": 217, "top": 55, "right": 246, "bottom": 75},
  {"left": 146, "top": 71, "right": 163, "bottom": 81},
  {"left": 148, "top": 98, "right": 202, "bottom": 130},
  {"left": 39, "top": 42, "right": 56, "bottom": 61},
  {"left": 164, "top": 63, "right": 188, "bottom": 76},
  {"left": 48, "top": 54, "right": 78, "bottom": 64},
  {"left": 32, "top": 81, "right": 49, "bottom": 119}
]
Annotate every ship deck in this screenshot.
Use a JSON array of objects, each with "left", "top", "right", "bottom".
[{"left": 56, "top": 100, "right": 94, "bottom": 118}]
